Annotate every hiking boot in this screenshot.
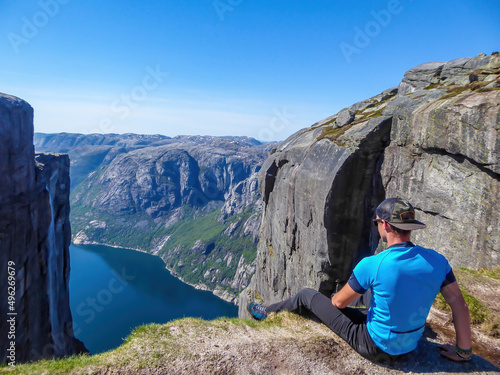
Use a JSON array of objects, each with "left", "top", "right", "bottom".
[{"left": 248, "top": 302, "right": 268, "bottom": 320}]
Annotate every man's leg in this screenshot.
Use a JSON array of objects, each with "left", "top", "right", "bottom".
[
  {"left": 268, "top": 289, "right": 388, "bottom": 361},
  {"left": 267, "top": 288, "right": 319, "bottom": 315}
]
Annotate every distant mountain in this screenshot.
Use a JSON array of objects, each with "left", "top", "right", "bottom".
[
  {"left": 35, "top": 133, "right": 276, "bottom": 303},
  {"left": 34, "top": 133, "right": 172, "bottom": 188}
]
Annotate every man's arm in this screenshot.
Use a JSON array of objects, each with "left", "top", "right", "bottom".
[
  {"left": 331, "top": 283, "right": 361, "bottom": 309},
  {"left": 438, "top": 281, "right": 472, "bottom": 361}
]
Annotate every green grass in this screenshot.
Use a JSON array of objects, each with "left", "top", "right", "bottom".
[
  {"left": 434, "top": 286, "right": 488, "bottom": 324},
  {"left": 153, "top": 206, "right": 258, "bottom": 295},
  {"left": 161, "top": 207, "right": 257, "bottom": 259},
  {"left": 69, "top": 207, "right": 162, "bottom": 250},
  {"left": 318, "top": 121, "right": 358, "bottom": 142},
  {"left": 0, "top": 313, "right": 313, "bottom": 374},
  {"left": 364, "top": 107, "right": 385, "bottom": 119},
  {"left": 317, "top": 103, "right": 386, "bottom": 143},
  {"left": 439, "top": 80, "right": 493, "bottom": 100},
  {"left": 433, "top": 267, "right": 500, "bottom": 336},
  {"left": 458, "top": 266, "right": 500, "bottom": 280},
  {"left": 461, "top": 289, "right": 488, "bottom": 324},
  {"left": 0, "top": 354, "right": 95, "bottom": 375},
  {"left": 424, "top": 82, "right": 443, "bottom": 90},
  {"left": 161, "top": 208, "right": 226, "bottom": 250}
]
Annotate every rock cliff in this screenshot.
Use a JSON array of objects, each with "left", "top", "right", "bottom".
[
  {"left": 0, "top": 93, "right": 86, "bottom": 363},
  {"left": 239, "top": 53, "right": 500, "bottom": 315}
]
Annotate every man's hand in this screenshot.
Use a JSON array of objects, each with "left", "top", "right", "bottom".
[{"left": 438, "top": 344, "right": 471, "bottom": 362}]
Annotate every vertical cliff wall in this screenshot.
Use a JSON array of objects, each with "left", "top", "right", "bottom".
[
  {"left": 0, "top": 93, "right": 86, "bottom": 363},
  {"left": 239, "top": 53, "right": 500, "bottom": 317},
  {"left": 382, "top": 83, "right": 500, "bottom": 268}
]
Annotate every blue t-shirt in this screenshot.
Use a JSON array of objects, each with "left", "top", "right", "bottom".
[{"left": 348, "top": 242, "right": 455, "bottom": 356}]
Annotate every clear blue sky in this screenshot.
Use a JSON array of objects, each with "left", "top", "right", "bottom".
[{"left": 1, "top": 0, "right": 498, "bottom": 141}]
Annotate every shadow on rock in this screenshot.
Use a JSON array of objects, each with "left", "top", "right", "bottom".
[{"left": 382, "top": 334, "right": 499, "bottom": 374}]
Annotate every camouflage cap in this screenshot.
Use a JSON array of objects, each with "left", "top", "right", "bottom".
[{"left": 375, "top": 198, "right": 426, "bottom": 230}]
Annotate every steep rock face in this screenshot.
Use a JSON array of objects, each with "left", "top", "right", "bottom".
[
  {"left": 241, "top": 115, "right": 392, "bottom": 307},
  {"left": 220, "top": 170, "right": 262, "bottom": 221},
  {"left": 36, "top": 133, "right": 269, "bottom": 252},
  {"left": 239, "top": 53, "right": 500, "bottom": 316},
  {"left": 0, "top": 94, "right": 85, "bottom": 363},
  {"left": 34, "top": 152, "right": 76, "bottom": 359},
  {"left": 382, "top": 89, "right": 500, "bottom": 268}
]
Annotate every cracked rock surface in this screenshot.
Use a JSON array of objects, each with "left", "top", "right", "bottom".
[{"left": 240, "top": 53, "right": 500, "bottom": 315}]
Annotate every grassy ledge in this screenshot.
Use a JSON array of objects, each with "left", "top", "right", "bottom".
[
  {"left": 3, "top": 268, "right": 498, "bottom": 373},
  {"left": 0, "top": 313, "right": 318, "bottom": 375}
]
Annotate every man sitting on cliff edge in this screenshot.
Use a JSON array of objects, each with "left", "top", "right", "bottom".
[{"left": 249, "top": 198, "right": 472, "bottom": 363}]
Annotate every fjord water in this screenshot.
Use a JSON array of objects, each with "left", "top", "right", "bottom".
[{"left": 69, "top": 244, "right": 238, "bottom": 354}]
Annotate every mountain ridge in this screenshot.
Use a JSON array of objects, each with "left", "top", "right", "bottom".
[{"left": 35, "top": 132, "right": 276, "bottom": 303}]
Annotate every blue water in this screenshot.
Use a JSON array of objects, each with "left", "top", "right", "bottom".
[{"left": 69, "top": 244, "right": 238, "bottom": 354}]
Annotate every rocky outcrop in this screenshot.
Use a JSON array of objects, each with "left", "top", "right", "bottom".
[
  {"left": 239, "top": 53, "right": 500, "bottom": 316},
  {"left": 0, "top": 94, "right": 86, "bottom": 363},
  {"left": 219, "top": 171, "right": 262, "bottom": 221}
]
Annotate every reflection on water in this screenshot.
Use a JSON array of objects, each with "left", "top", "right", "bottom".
[{"left": 69, "top": 244, "right": 237, "bottom": 354}]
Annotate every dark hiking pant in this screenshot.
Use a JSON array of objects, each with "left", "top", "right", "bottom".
[{"left": 268, "top": 288, "right": 396, "bottom": 364}]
